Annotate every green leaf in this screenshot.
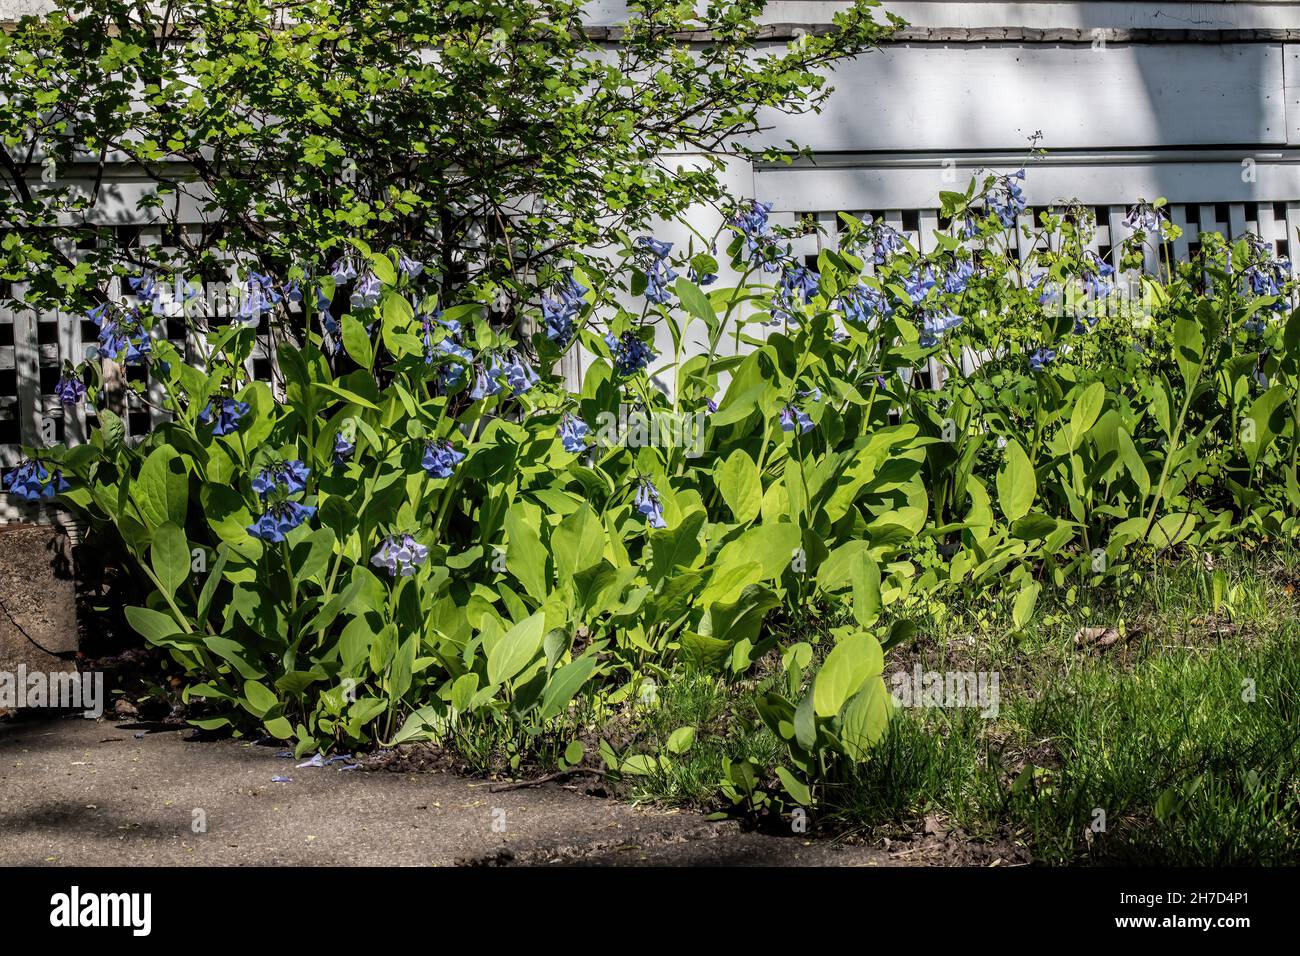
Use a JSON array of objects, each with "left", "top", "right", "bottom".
[
  {"left": 342, "top": 315, "right": 374, "bottom": 369},
  {"left": 150, "top": 521, "right": 190, "bottom": 598},
  {"left": 1012, "top": 580, "right": 1040, "bottom": 630},
  {"left": 813, "top": 632, "right": 883, "bottom": 718},
  {"left": 996, "top": 439, "right": 1036, "bottom": 522},
  {"left": 539, "top": 654, "right": 598, "bottom": 720},
  {"left": 775, "top": 766, "right": 812, "bottom": 805},
  {"left": 849, "top": 553, "right": 881, "bottom": 627},
  {"left": 839, "top": 677, "right": 891, "bottom": 760},
  {"left": 242, "top": 680, "right": 279, "bottom": 717},
  {"left": 504, "top": 505, "right": 549, "bottom": 602},
  {"left": 717, "top": 449, "right": 761, "bottom": 523},
  {"left": 487, "top": 611, "right": 546, "bottom": 687},
  {"left": 551, "top": 503, "right": 605, "bottom": 579},
  {"left": 666, "top": 726, "right": 696, "bottom": 754},
  {"left": 124, "top": 605, "right": 185, "bottom": 646},
  {"left": 134, "top": 446, "right": 188, "bottom": 531},
  {"left": 1068, "top": 382, "right": 1105, "bottom": 451}
]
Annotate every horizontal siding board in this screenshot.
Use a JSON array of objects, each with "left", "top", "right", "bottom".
[
  {"left": 755, "top": 157, "right": 1300, "bottom": 212},
  {"left": 753, "top": 43, "right": 1286, "bottom": 152}
]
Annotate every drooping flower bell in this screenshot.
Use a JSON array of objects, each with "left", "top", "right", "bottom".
[
  {"left": 333, "top": 431, "right": 355, "bottom": 464},
  {"left": 349, "top": 272, "right": 382, "bottom": 310},
  {"left": 604, "top": 332, "right": 656, "bottom": 376},
  {"left": 1029, "top": 347, "right": 1057, "bottom": 372},
  {"left": 251, "top": 459, "right": 310, "bottom": 499},
  {"left": 54, "top": 375, "right": 85, "bottom": 405},
  {"left": 247, "top": 501, "right": 316, "bottom": 542},
  {"left": 422, "top": 439, "right": 465, "bottom": 479},
  {"left": 557, "top": 413, "right": 590, "bottom": 454},
  {"left": 780, "top": 404, "right": 814, "bottom": 434},
  {"left": 371, "top": 533, "right": 429, "bottom": 578},
  {"left": 634, "top": 479, "right": 667, "bottom": 529},
  {"left": 2, "top": 458, "right": 69, "bottom": 502},
  {"left": 198, "top": 397, "right": 251, "bottom": 436}
]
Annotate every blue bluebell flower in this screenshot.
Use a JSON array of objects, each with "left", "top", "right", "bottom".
[
  {"left": 397, "top": 252, "right": 424, "bottom": 278},
  {"left": 247, "top": 501, "right": 316, "bottom": 542},
  {"left": 729, "top": 200, "right": 775, "bottom": 259},
  {"left": 330, "top": 254, "right": 359, "bottom": 283},
  {"left": 919, "top": 309, "right": 963, "bottom": 347},
  {"left": 1242, "top": 235, "right": 1291, "bottom": 308},
  {"left": 493, "top": 351, "right": 539, "bottom": 395},
  {"left": 780, "top": 404, "right": 814, "bottom": 434},
  {"left": 90, "top": 303, "right": 152, "bottom": 365},
  {"left": 988, "top": 169, "right": 1027, "bottom": 228},
  {"left": 1029, "top": 347, "right": 1057, "bottom": 372},
  {"left": 371, "top": 533, "right": 429, "bottom": 577},
  {"left": 251, "top": 459, "right": 310, "bottom": 499},
  {"left": 542, "top": 274, "right": 587, "bottom": 347},
  {"left": 636, "top": 236, "right": 673, "bottom": 259},
  {"left": 705, "top": 397, "right": 719, "bottom": 414},
  {"left": 604, "top": 332, "right": 657, "bottom": 375},
  {"left": 198, "top": 397, "right": 251, "bottom": 436},
  {"left": 55, "top": 376, "right": 85, "bottom": 405},
  {"left": 349, "top": 272, "right": 382, "bottom": 310},
  {"left": 557, "top": 413, "right": 590, "bottom": 453},
  {"left": 1124, "top": 203, "right": 1165, "bottom": 234},
  {"left": 333, "top": 431, "right": 355, "bottom": 464},
  {"left": 635, "top": 237, "right": 679, "bottom": 305},
  {"left": 2, "top": 459, "right": 69, "bottom": 502},
  {"left": 902, "top": 266, "right": 937, "bottom": 303},
  {"left": 422, "top": 439, "right": 465, "bottom": 479},
  {"left": 840, "top": 284, "right": 891, "bottom": 324},
  {"left": 1080, "top": 252, "right": 1117, "bottom": 299},
  {"left": 866, "top": 219, "right": 905, "bottom": 264},
  {"left": 635, "top": 479, "right": 667, "bottom": 529},
  {"left": 943, "top": 259, "right": 975, "bottom": 295}
]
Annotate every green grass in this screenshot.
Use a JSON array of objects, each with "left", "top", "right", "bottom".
[{"left": 622, "top": 547, "right": 1300, "bottom": 864}]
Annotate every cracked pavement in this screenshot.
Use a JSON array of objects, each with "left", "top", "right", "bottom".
[{"left": 0, "top": 715, "right": 941, "bottom": 866}]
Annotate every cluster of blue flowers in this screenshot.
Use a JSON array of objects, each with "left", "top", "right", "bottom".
[
  {"left": 54, "top": 375, "right": 85, "bottom": 405},
  {"left": 557, "top": 413, "right": 590, "bottom": 453},
  {"left": 371, "top": 533, "right": 429, "bottom": 578},
  {"left": 729, "top": 199, "right": 774, "bottom": 255},
  {"left": 239, "top": 271, "right": 288, "bottom": 322},
  {"left": 251, "top": 459, "right": 309, "bottom": 498},
  {"left": 840, "top": 284, "right": 891, "bottom": 324},
  {"left": 421, "top": 312, "right": 473, "bottom": 388},
  {"left": 1029, "top": 347, "right": 1057, "bottom": 372},
  {"left": 248, "top": 459, "right": 315, "bottom": 542},
  {"left": 87, "top": 301, "right": 152, "bottom": 366},
  {"left": 1124, "top": 202, "right": 1165, "bottom": 235},
  {"left": 2, "top": 459, "right": 69, "bottom": 502},
  {"left": 604, "top": 331, "right": 657, "bottom": 376},
  {"left": 470, "top": 350, "right": 539, "bottom": 400},
  {"left": 1242, "top": 235, "right": 1292, "bottom": 311},
  {"left": 634, "top": 237, "right": 678, "bottom": 305},
  {"left": 635, "top": 479, "right": 666, "bottom": 529},
  {"left": 198, "top": 397, "right": 250, "bottom": 436},
  {"left": 780, "top": 403, "right": 813, "bottom": 434},
  {"left": 862, "top": 218, "right": 905, "bottom": 265},
  {"left": 333, "top": 431, "right": 355, "bottom": 464},
  {"left": 542, "top": 275, "right": 587, "bottom": 347},
  {"left": 987, "top": 169, "right": 1027, "bottom": 228},
  {"left": 422, "top": 439, "right": 465, "bottom": 479},
  {"left": 1080, "top": 252, "right": 1117, "bottom": 299},
  {"left": 919, "top": 309, "right": 963, "bottom": 347},
  {"left": 349, "top": 272, "right": 382, "bottom": 310},
  {"left": 768, "top": 261, "right": 820, "bottom": 325}
]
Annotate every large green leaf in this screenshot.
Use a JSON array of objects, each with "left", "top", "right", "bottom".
[
  {"left": 839, "top": 677, "right": 891, "bottom": 760},
  {"left": 539, "top": 654, "right": 599, "bottom": 720},
  {"left": 813, "top": 632, "right": 883, "bottom": 718},
  {"left": 150, "top": 521, "right": 190, "bottom": 599},
  {"left": 717, "top": 449, "right": 761, "bottom": 523},
  {"left": 487, "top": 611, "right": 546, "bottom": 687},
  {"left": 996, "top": 439, "right": 1035, "bottom": 522},
  {"left": 133, "top": 446, "right": 188, "bottom": 531},
  {"left": 551, "top": 503, "right": 605, "bottom": 579}
]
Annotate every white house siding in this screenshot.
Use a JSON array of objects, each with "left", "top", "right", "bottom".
[{"left": 3, "top": 2, "right": 1300, "bottom": 520}]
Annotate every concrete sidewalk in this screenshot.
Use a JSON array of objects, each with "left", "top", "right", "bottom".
[{"left": 0, "top": 716, "right": 1019, "bottom": 866}]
